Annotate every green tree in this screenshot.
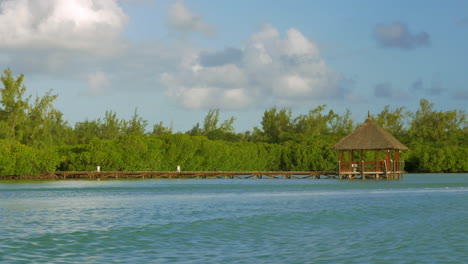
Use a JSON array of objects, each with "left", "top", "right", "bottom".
[
  {"left": 0, "top": 139, "right": 60, "bottom": 175},
  {"left": 328, "top": 109, "right": 354, "bottom": 136},
  {"left": 255, "top": 107, "right": 293, "bottom": 143},
  {"left": 375, "top": 105, "right": 409, "bottom": 136},
  {"left": 409, "top": 99, "right": 466, "bottom": 142},
  {"left": 187, "top": 123, "right": 202, "bottom": 136},
  {"left": 0, "top": 68, "right": 30, "bottom": 141},
  {"left": 74, "top": 120, "right": 101, "bottom": 144},
  {"left": 25, "top": 91, "right": 71, "bottom": 146},
  {"left": 293, "top": 105, "right": 331, "bottom": 136},
  {"left": 123, "top": 108, "right": 148, "bottom": 136},
  {"left": 100, "top": 110, "right": 125, "bottom": 140},
  {"left": 151, "top": 121, "right": 172, "bottom": 136},
  {"left": 0, "top": 68, "right": 70, "bottom": 146},
  {"left": 187, "top": 109, "right": 236, "bottom": 140}
]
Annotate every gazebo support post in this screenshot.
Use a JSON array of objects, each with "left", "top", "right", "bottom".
[
  {"left": 375, "top": 151, "right": 379, "bottom": 170},
  {"left": 383, "top": 159, "right": 388, "bottom": 179},
  {"left": 338, "top": 160, "right": 342, "bottom": 180},
  {"left": 340, "top": 150, "right": 344, "bottom": 178},
  {"left": 360, "top": 150, "right": 364, "bottom": 179},
  {"left": 361, "top": 159, "right": 364, "bottom": 179},
  {"left": 395, "top": 150, "right": 401, "bottom": 172},
  {"left": 386, "top": 149, "right": 391, "bottom": 179}
]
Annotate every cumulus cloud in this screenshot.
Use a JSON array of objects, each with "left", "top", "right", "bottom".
[
  {"left": 161, "top": 62, "right": 251, "bottom": 109},
  {"left": 0, "top": 0, "right": 128, "bottom": 54},
  {"left": 0, "top": 1, "right": 346, "bottom": 110},
  {"left": 161, "top": 24, "right": 344, "bottom": 109},
  {"left": 167, "top": 1, "right": 215, "bottom": 37},
  {"left": 373, "top": 22, "right": 430, "bottom": 50},
  {"left": 284, "top": 28, "right": 320, "bottom": 56}
]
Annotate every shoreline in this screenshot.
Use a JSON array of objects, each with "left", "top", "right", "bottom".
[
  {"left": 0, "top": 171, "right": 338, "bottom": 181},
  {"left": 1, "top": 171, "right": 466, "bottom": 181}
]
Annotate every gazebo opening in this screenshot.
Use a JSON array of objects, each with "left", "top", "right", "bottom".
[{"left": 332, "top": 114, "right": 409, "bottom": 180}]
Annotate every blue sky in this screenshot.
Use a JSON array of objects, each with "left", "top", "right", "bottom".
[{"left": 0, "top": 0, "right": 467, "bottom": 132}]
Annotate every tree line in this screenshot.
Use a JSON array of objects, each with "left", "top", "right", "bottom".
[{"left": 0, "top": 68, "right": 466, "bottom": 175}]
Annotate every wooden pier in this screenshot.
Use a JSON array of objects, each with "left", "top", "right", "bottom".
[
  {"left": 54, "top": 171, "right": 340, "bottom": 180},
  {"left": 1, "top": 171, "right": 339, "bottom": 180},
  {"left": 0, "top": 170, "right": 407, "bottom": 180}
]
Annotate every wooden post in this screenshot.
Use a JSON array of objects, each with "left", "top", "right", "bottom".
[
  {"left": 339, "top": 151, "right": 344, "bottom": 175},
  {"left": 395, "top": 150, "right": 401, "bottom": 172},
  {"left": 348, "top": 151, "right": 353, "bottom": 171},
  {"left": 361, "top": 160, "right": 364, "bottom": 179},
  {"left": 360, "top": 150, "right": 364, "bottom": 179},
  {"left": 389, "top": 159, "right": 394, "bottom": 180},
  {"left": 338, "top": 160, "right": 341, "bottom": 179},
  {"left": 383, "top": 159, "right": 388, "bottom": 178},
  {"left": 375, "top": 151, "right": 379, "bottom": 172}
]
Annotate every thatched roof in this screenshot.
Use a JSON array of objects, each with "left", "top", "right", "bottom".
[{"left": 332, "top": 115, "right": 409, "bottom": 151}]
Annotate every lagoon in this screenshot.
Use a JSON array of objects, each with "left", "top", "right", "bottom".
[{"left": 1, "top": 174, "right": 467, "bottom": 263}]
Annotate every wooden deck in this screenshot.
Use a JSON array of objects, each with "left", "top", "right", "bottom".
[
  {"left": 338, "top": 160, "right": 405, "bottom": 180},
  {"left": 337, "top": 171, "right": 405, "bottom": 180}
]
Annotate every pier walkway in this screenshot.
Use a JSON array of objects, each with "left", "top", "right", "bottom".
[
  {"left": 1, "top": 170, "right": 405, "bottom": 180},
  {"left": 2, "top": 171, "right": 338, "bottom": 180},
  {"left": 54, "top": 171, "right": 339, "bottom": 180}
]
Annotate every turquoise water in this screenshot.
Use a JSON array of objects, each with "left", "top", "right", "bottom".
[{"left": 1, "top": 174, "right": 467, "bottom": 263}]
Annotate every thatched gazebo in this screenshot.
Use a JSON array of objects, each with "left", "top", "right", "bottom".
[{"left": 332, "top": 113, "right": 409, "bottom": 180}]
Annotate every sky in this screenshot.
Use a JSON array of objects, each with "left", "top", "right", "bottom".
[{"left": 0, "top": 0, "right": 467, "bottom": 132}]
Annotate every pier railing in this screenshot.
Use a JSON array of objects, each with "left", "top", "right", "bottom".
[
  {"left": 339, "top": 161, "right": 384, "bottom": 173},
  {"left": 339, "top": 160, "right": 404, "bottom": 173}
]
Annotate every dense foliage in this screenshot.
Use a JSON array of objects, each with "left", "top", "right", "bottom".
[{"left": 0, "top": 68, "right": 466, "bottom": 175}]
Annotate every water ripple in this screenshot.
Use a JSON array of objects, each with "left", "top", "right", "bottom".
[{"left": 1, "top": 174, "right": 467, "bottom": 263}]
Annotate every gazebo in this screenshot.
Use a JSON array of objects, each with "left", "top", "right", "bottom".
[{"left": 332, "top": 113, "right": 409, "bottom": 180}]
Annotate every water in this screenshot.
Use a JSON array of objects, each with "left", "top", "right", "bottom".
[{"left": 1, "top": 174, "right": 467, "bottom": 263}]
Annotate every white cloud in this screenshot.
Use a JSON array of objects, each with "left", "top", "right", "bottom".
[
  {"left": 164, "top": 85, "right": 251, "bottom": 110},
  {"left": 222, "top": 89, "right": 251, "bottom": 108},
  {"left": 178, "top": 87, "right": 213, "bottom": 109},
  {"left": 0, "top": 0, "right": 128, "bottom": 54},
  {"left": 161, "top": 24, "right": 344, "bottom": 109},
  {"left": 87, "top": 71, "right": 111, "bottom": 96},
  {"left": 0, "top": 1, "right": 344, "bottom": 112},
  {"left": 275, "top": 75, "right": 310, "bottom": 97},
  {"left": 198, "top": 64, "right": 246, "bottom": 87},
  {"left": 161, "top": 63, "right": 249, "bottom": 109},
  {"left": 167, "top": 1, "right": 214, "bottom": 37},
  {"left": 285, "top": 28, "right": 319, "bottom": 56}
]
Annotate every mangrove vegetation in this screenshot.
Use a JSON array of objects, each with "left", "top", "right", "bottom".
[{"left": 0, "top": 68, "right": 466, "bottom": 175}]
